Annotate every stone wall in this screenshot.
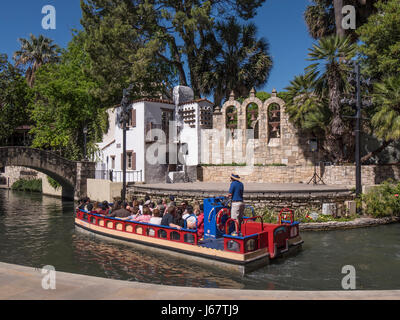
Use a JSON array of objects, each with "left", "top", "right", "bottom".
[
  {"left": 2, "top": 166, "right": 39, "bottom": 187},
  {"left": 207, "top": 89, "right": 318, "bottom": 166},
  {"left": 321, "top": 164, "right": 400, "bottom": 185},
  {"left": 87, "top": 178, "right": 123, "bottom": 202},
  {"left": 128, "top": 185, "right": 354, "bottom": 211},
  {"left": 0, "top": 166, "right": 63, "bottom": 197},
  {"left": 198, "top": 165, "right": 315, "bottom": 184},
  {"left": 198, "top": 164, "right": 400, "bottom": 186}
]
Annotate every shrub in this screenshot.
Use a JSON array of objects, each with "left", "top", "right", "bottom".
[
  {"left": 11, "top": 179, "right": 42, "bottom": 193},
  {"left": 47, "top": 176, "right": 61, "bottom": 190},
  {"left": 361, "top": 180, "right": 400, "bottom": 217}
]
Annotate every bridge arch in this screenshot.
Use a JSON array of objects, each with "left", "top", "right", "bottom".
[{"left": 0, "top": 147, "right": 95, "bottom": 200}]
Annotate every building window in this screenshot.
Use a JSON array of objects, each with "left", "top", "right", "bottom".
[
  {"left": 246, "top": 103, "right": 259, "bottom": 139},
  {"left": 268, "top": 103, "right": 281, "bottom": 140},
  {"left": 122, "top": 151, "right": 136, "bottom": 170},
  {"left": 127, "top": 152, "right": 133, "bottom": 169},
  {"left": 128, "top": 109, "right": 136, "bottom": 127},
  {"left": 226, "top": 106, "right": 237, "bottom": 130},
  {"left": 111, "top": 156, "right": 115, "bottom": 169}
]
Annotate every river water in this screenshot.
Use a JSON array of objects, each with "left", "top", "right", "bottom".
[{"left": 0, "top": 189, "right": 399, "bottom": 290}]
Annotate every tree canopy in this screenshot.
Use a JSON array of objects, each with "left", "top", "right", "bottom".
[
  {"left": 357, "top": 0, "right": 400, "bottom": 81},
  {"left": 13, "top": 34, "right": 60, "bottom": 87},
  {"left": 197, "top": 16, "right": 272, "bottom": 106},
  {"left": 80, "top": 0, "right": 270, "bottom": 105},
  {"left": 0, "top": 54, "right": 32, "bottom": 145},
  {"left": 29, "top": 32, "right": 108, "bottom": 161}
]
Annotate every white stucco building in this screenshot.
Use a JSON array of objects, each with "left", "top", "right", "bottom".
[{"left": 95, "top": 96, "right": 213, "bottom": 184}]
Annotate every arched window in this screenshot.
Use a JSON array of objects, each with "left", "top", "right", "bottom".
[
  {"left": 246, "top": 103, "right": 259, "bottom": 139},
  {"left": 225, "top": 106, "right": 237, "bottom": 130},
  {"left": 268, "top": 103, "right": 281, "bottom": 140}
]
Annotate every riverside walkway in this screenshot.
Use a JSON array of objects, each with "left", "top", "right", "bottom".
[
  {"left": 130, "top": 182, "right": 351, "bottom": 193},
  {"left": 0, "top": 262, "right": 398, "bottom": 300}
]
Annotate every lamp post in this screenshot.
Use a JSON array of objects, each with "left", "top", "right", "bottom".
[
  {"left": 83, "top": 124, "right": 88, "bottom": 161},
  {"left": 341, "top": 60, "right": 372, "bottom": 203},
  {"left": 120, "top": 84, "right": 134, "bottom": 202}
]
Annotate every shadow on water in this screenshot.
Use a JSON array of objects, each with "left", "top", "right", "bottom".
[{"left": 0, "top": 189, "right": 399, "bottom": 290}]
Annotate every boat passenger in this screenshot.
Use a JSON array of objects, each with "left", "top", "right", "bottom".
[
  {"left": 107, "top": 202, "right": 131, "bottom": 218},
  {"left": 86, "top": 203, "right": 94, "bottom": 212},
  {"left": 121, "top": 207, "right": 139, "bottom": 220},
  {"left": 182, "top": 205, "right": 196, "bottom": 229},
  {"left": 120, "top": 207, "right": 140, "bottom": 221},
  {"left": 149, "top": 208, "right": 162, "bottom": 225},
  {"left": 196, "top": 204, "right": 205, "bottom": 240},
  {"left": 149, "top": 202, "right": 156, "bottom": 210},
  {"left": 175, "top": 208, "right": 185, "bottom": 228},
  {"left": 134, "top": 207, "right": 152, "bottom": 223},
  {"left": 165, "top": 201, "right": 176, "bottom": 216},
  {"left": 78, "top": 197, "right": 90, "bottom": 210},
  {"left": 92, "top": 202, "right": 102, "bottom": 214},
  {"left": 156, "top": 199, "right": 165, "bottom": 213},
  {"left": 99, "top": 201, "right": 110, "bottom": 215},
  {"left": 180, "top": 201, "right": 188, "bottom": 212},
  {"left": 108, "top": 200, "right": 122, "bottom": 215},
  {"left": 138, "top": 200, "right": 144, "bottom": 215},
  {"left": 161, "top": 206, "right": 182, "bottom": 230}
]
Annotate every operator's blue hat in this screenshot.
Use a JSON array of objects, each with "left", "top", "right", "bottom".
[{"left": 231, "top": 173, "right": 241, "bottom": 181}]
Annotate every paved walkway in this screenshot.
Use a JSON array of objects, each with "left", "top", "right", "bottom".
[
  {"left": 0, "top": 262, "right": 398, "bottom": 300},
  {"left": 134, "top": 182, "right": 350, "bottom": 193}
]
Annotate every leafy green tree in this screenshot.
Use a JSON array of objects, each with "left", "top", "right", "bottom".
[
  {"left": 80, "top": 0, "right": 179, "bottom": 106},
  {"left": 29, "top": 32, "right": 108, "bottom": 161},
  {"left": 357, "top": 0, "right": 400, "bottom": 81},
  {"left": 13, "top": 34, "right": 60, "bottom": 87},
  {"left": 197, "top": 17, "right": 272, "bottom": 107},
  {"left": 80, "top": 0, "right": 267, "bottom": 103},
  {"left": 371, "top": 76, "right": 400, "bottom": 142},
  {"left": 0, "top": 54, "right": 32, "bottom": 145}
]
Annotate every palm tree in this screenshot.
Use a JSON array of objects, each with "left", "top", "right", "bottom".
[
  {"left": 304, "top": 0, "right": 335, "bottom": 39},
  {"left": 13, "top": 34, "right": 60, "bottom": 87},
  {"left": 306, "top": 35, "right": 356, "bottom": 162},
  {"left": 285, "top": 73, "right": 330, "bottom": 138},
  {"left": 198, "top": 17, "right": 272, "bottom": 106}
]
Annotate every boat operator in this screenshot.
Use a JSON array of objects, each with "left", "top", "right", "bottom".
[{"left": 227, "top": 173, "right": 244, "bottom": 235}]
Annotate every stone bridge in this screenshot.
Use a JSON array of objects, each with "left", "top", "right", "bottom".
[{"left": 0, "top": 147, "right": 95, "bottom": 200}]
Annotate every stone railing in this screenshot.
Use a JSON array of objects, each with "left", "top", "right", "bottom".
[{"left": 198, "top": 164, "right": 400, "bottom": 186}]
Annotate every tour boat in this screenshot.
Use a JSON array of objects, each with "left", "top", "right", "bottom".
[{"left": 74, "top": 197, "right": 303, "bottom": 274}]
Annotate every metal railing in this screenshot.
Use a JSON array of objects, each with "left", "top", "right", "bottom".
[{"left": 94, "top": 169, "right": 143, "bottom": 183}]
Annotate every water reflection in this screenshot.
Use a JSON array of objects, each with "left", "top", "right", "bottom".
[
  {"left": 71, "top": 231, "right": 244, "bottom": 289},
  {"left": 0, "top": 189, "right": 399, "bottom": 290}
]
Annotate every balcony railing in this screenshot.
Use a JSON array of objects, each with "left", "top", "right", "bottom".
[{"left": 94, "top": 170, "right": 143, "bottom": 183}]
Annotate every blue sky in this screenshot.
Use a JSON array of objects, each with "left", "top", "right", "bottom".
[{"left": 0, "top": 0, "right": 315, "bottom": 93}]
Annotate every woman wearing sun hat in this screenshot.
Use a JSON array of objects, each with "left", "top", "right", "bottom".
[{"left": 227, "top": 173, "right": 244, "bottom": 235}]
